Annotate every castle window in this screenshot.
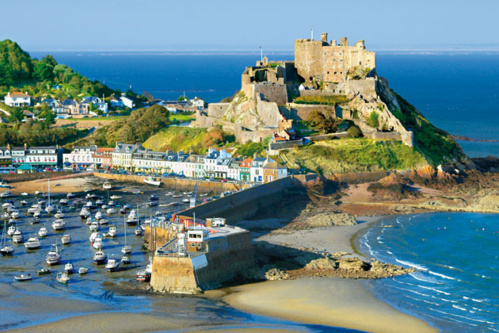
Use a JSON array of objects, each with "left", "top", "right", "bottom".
[
  {"left": 334, "top": 72, "right": 337, "bottom": 75},
  {"left": 327, "top": 71, "right": 330, "bottom": 74}
]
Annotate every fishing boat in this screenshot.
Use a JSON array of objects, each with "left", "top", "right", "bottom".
[
  {"left": 136, "top": 261, "right": 152, "bottom": 282},
  {"left": 105, "top": 256, "right": 120, "bottom": 272},
  {"left": 56, "top": 272, "right": 70, "bottom": 284},
  {"left": 12, "top": 230, "right": 23, "bottom": 243},
  {"left": 78, "top": 267, "right": 88, "bottom": 275},
  {"left": 1, "top": 220, "right": 14, "bottom": 256},
  {"left": 61, "top": 234, "right": 71, "bottom": 245},
  {"left": 59, "top": 198, "right": 68, "bottom": 206},
  {"left": 64, "top": 263, "right": 74, "bottom": 274},
  {"left": 66, "top": 193, "right": 76, "bottom": 199},
  {"left": 52, "top": 219, "right": 66, "bottom": 231},
  {"left": 144, "top": 177, "right": 161, "bottom": 187},
  {"left": 79, "top": 207, "right": 90, "bottom": 219},
  {"left": 103, "top": 181, "right": 112, "bottom": 190},
  {"left": 107, "top": 226, "right": 117, "bottom": 238},
  {"left": 14, "top": 273, "right": 32, "bottom": 281},
  {"left": 93, "top": 250, "right": 107, "bottom": 264},
  {"left": 135, "top": 226, "right": 143, "bottom": 236},
  {"left": 121, "top": 255, "right": 131, "bottom": 265},
  {"left": 126, "top": 210, "right": 138, "bottom": 225},
  {"left": 24, "top": 236, "right": 41, "bottom": 249},
  {"left": 45, "top": 243, "right": 61, "bottom": 265},
  {"left": 92, "top": 236, "right": 103, "bottom": 250},
  {"left": 110, "top": 195, "right": 121, "bottom": 200},
  {"left": 0, "top": 191, "right": 12, "bottom": 198},
  {"left": 37, "top": 268, "right": 51, "bottom": 275},
  {"left": 38, "top": 226, "right": 48, "bottom": 237}
]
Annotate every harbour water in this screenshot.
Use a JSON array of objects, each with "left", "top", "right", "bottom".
[
  {"left": 31, "top": 50, "right": 499, "bottom": 158},
  {"left": 360, "top": 213, "right": 499, "bottom": 332}
]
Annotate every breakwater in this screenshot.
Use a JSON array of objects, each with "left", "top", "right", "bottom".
[{"left": 93, "top": 173, "right": 250, "bottom": 194}]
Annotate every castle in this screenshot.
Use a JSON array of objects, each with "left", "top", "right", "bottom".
[{"left": 194, "top": 33, "right": 413, "bottom": 147}]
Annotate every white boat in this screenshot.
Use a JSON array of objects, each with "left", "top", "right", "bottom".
[
  {"left": 1, "top": 220, "right": 14, "bottom": 256},
  {"left": 98, "top": 219, "right": 108, "bottom": 225},
  {"left": 121, "top": 217, "right": 132, "bottom": 254},
  {"left": 33, "top": 210, "right": 42, "bottom": 219},
  {"left": 52, "top": 219, "right": 66, "bottom": 231},
  {"left": 96, "top": 199, "right": 103, "bottom": 205},
  {"left": 89, "top": 221, "right": 100, "bottom": 231},
  {"left": 165, "top": 191, "right": 174, "bottom": 196},
  {"left": 105, "top": 256, "right": 120, "bottom": 272},
  {"left": 66, "top": 193, "right": 76, "bottom": 199},
  {"left": 7, "top": 224, "right": 17, "bottom": 236},
  {"left": 84, "top": 188, "right": 92, "bottom": 193},
  {"left": 20, "top": 200, "right": 28, "bottom": 206},
  {"left": 59, "top": 198, "right": 68, "bottom": 205},
  {"left": 101, "top": 204, "right": 108, "bottom": 210},
  {"left": 95, "top": 211, "right": 103, "bottom": 220},
  {"left": 64, "top": 263, "right": 74, "bottom": 274},
  {"left": 45, "top": 179, "right": 54, "bottom": 214},
  {"left": 2, "top": 202, "right": 12, "bottom": 210},
  {"left": 136, "top": 260, "right": 152, "bottom": 282},
  {"left": 45, "top": 205, "right": 55, "bottom": 214},
  {"left": 107, "top": 226, "right": 117, "bottom": 238},
  {"left": 10, "top": 210, "right": 20, "bottom": 219},
  {"left": 110, "top": 195, "right": 121, "bottom": 200},
  {"left": 46, "top": 244, "right": 61, "bottom": 265},
  {"left": 12, "top": 230, "right": 23, "bottom": 243},
  {"left": 93, "top": 250, "right": 107, "bottom": 264},
  {"left": 28, "top": 204, "right": 41, "bottom": 215},
  {"left": 80, "top": 207, "right": 90, "bottom": 219},
  {"left": 106, "top": 207, "right": 116, "bottom": 215},
  {"left": 24, "top": 236, "right": 41, "bottom": 249},
  {"left": 89, "top": 232, "right": 99, "bottom": 244},
  {"left": 172, "top": 194, "right": 182, "bottom": 198},
  {"left": 121, "top": 255, "right": 131, "bottom": 265},
  {"left": 85, "top": 201, "right": 96, "bottom": 209},
  {"left": 182, "top": 198, "right": 190, "bottom": 204},
  {"left": 93, "top": 237, "right": 103, "bottom": 250},
  {"left": 144, "top": 177, "right": 161, "bottom": 186},
  {"left": 135, "top": 227, "right": 143, "bottom": 236},
  {"left": 126, "top": 210, "right": 138, "bottom": 225},
  {"left": 78, "top": 267, "right": 88, "bottom": 275},
  {"left": 103, "top": 181, "right": 112, "bottom": 190},
  {"left": 54, "top": 210, "right": 65, "bottom": 219},
  {"left": 21, "top": 192, "right": 29, "bottom": 196},
  {"left": 38, "top": 227, "right": 48, "bottom": 237},
  {"left": 108, "top": 200, "right": 115, "bottom": 206},
  {"left": 35, "top": 191, "right": 41, "bottom": 196},
  {"left": 56, "top": 272, "right": 70, "bottom": 284},
  {"left": 0, "top": 191, "right": 12, "bottom": 198},
  {"left": 61, "top": 234, "right": 71, "bottom": 245},
  {"left": 14, "top": 273, "right": 32, "bottom": 282}
]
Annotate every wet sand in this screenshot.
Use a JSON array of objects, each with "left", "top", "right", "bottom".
[
  {"left": 8, "top": 177, "right": 92, "bottom": 195},
  {"left": 225, "top": 278, "right": 438, "bottom": 333}
]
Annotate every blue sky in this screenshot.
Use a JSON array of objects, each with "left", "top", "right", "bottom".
[{"left": 2, "top": 0, "right": 498, "bottom": 51}]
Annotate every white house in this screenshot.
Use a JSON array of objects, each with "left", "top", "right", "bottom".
[
  {"left": 4, "top": 92, "right": 31, "bottom": 107},
  {"left": 190, "top": 97, "right": 205, "bottom": 110},
  {"left": 112, "top": 143, "right": 142, "bottom": 170},
  {"left": 120, "top": 95, "right": 135, "bottom": 109},
  {"left": 25, "top": 146, "right": 60, "bottom": 168},
  {"left": 63, "top": 145, "right": 98, "bottom": 169},
  {"left": 250, "top": 157, "right": 267, "bottom": 183}
]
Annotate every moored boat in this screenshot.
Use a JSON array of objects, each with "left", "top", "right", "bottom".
[
  {"left": 93, "top": 250, "right": 107, "bottom": 264},
  {"left": 56, "top": 272, "right": 70, "bottom": 284},
  {"left": 52, "top": 219, "right": 66, "bottom": 231},
  {"left": 38, "top": 227, "right": 48, "bottom": 237},
  {"left": 103, "top": 181, "right": 112, "bottom": 190},
  {"left": 45, "top": 244, "right": 61, "bottom": 265},
  {"left": 121, "top": 255, "right": 131, "bottom": 265},
  {"left": 80, "top": 207, "right": 90, "bottom": 219},
  {"left": 14, "top": 273, "right": 32, "bottom": 281},
  {"left": 24, "top": 236, "right": 41, "bottom": 249},
  {"left": 61, "top": 234, "right": 71, "bottom": 245},
  {"left": 12, "top": 230, "right": 23, "bottom": 243},
  {"left": 37, "top": 268, "right": 51, "bottom": 275},
  {"left": 144, "top": 177, "right": 161, "bottom": 187},
  {"left": 64, "top": 262, "right": 74, "bottom": 274},
  {"left": 105, "top": 256, "right": 120, "bottom": 272},
  {"left": 78, "top": 267, "right": 88, "bottom": 275}
]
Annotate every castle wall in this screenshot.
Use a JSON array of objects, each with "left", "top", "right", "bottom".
[
  {"left": 285, "top": 103, "right": 337, "bottom": 121},
  {"left": 255, "top": 94, "right": 282, "bottom": 128},
  {"left": 295, "top": 39, "right": 324, "bottom": 84},
  {"left": 254, "top": 83, "right": 288, "bottom": 105},
  {"left": 151, "top": 256, "right": 198, "bottom": 293}
]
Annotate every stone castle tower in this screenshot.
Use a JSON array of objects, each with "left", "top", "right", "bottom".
[{"left": 294, "top": 33, "right": 375, "bottom": 85}]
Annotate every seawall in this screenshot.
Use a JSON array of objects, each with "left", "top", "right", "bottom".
[{"left": 93, "top": 173, "right": 249, "bottom": 193}]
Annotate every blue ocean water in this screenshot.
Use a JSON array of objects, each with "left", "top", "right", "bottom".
[
  {"left": 360, "top": 213, "right": 499, "bottom": 332},
  {"left": 30, "top": 51, "right": 499, "bottom": 157}
]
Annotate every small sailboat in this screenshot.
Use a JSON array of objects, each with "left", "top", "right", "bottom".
[
  {"left": 20, "top": 200, "right": 28, "bottom": 206},
  {"left": 110, "top": 195, "right": 121, "bottom": 200},
  {"left": 21, "top": 192, "right": 29, "bottom": 196},
  {"left": 89, "top": 221, "right": 100, "bottom": 231},
  {"left": 0, "top": 190, "right": 12, "bottom": 198},
  {"left": 98, "top": 219, "right": 108, "bottom": 225},
  {"left": 56, "top": 272, "right": 70, "bottom": 284},
  {"left": 89, "top": 231, "right": 100, "bottom": 244},
  {"left": 92, "top": 236, "right": 103, "bottom": 250},
  {"left": 135, "top": 226, "right": 144, "bottom": 236},
  {"left": 1, "top": 220, "right": 14, "bottom": 256},
  {"left": 45, "top": 243, "right": 61, "bottom": 265},
  {"left": 126, "top": 210, "right": 138, "bottom": 225},
  {"left": 121, "top": 216, "right": 132, "bottom": 254},
  {"left": 106, "top": 207, "right": 116, "bottom": 215},
  {"left": 45, "top": 179, "right": 54, "bottom": 214}
]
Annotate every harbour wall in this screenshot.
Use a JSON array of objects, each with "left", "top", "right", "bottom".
[
  {"left": 150, "top": 230, "right": 254, "bottom": 293},
  {"left": 93, "top": 173, "right": 249, "bottom": 193},
  {"left": 179, "top": 176, "right": 304, "bottom": 224}
]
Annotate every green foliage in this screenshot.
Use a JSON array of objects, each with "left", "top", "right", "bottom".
[
  {"left": 306, "top": 110, "right": 339, "bottom": 134},
  {"left": 347, "top": 125, "right": 362, "bottom": 138},
  {"left": 237, "top": 137, "right": 271, "bottom": 157},
  {"left": 294, "top": 95, "right": 349, "bottom": 105},
  {"left": 367, "top": 111, "right": 379, "bottom": 128},
  {"left": 0, "top": 40, "right": 33, "bottom": 83},
  {"left": 352, "top": 109, "right": 359, "bottom": 119},
  {"left": 177, "top": 95, "right": 189, "bottom": 102},
  {"left": 105, "top": 105, "right": 170, "bottom": 145},
  {"left": 389, "top": 91, "right": 464, "bottom": 164},
  {"left": 285, "top": 139, "right": 427, "bottom": 174},
  {"left": 0, "top": 122, "right": 88, "bottom": 147}
]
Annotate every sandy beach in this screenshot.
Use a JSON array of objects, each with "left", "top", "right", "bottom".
[{"left": 224, "top": 215, "right": 438, "bottom": 333}]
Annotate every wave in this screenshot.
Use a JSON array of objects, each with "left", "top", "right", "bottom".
[
  {"left": 409, "top": 272, "right": 441, "bottom": 284},
  {"left": 428, "top": 270, "right": 460, "bottom": 281},
  {"left": 418, "top": 285, "right": 451, "bottom": 296},
  {"left": 396, "top": 259, "right": 427, "bottom": 271},
  {"left": 452, "top": 304, "right": 469, "bottom": 312}
]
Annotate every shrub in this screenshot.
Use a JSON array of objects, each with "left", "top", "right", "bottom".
[
  {"left": 294, "top": 95, "right": 349, "bottom": 105},
  {"left": 367, "top": 111, "right": 379, "bottom": 128},
  {"left": 347, "top": 125, "right": 362, "bottom": 138}
]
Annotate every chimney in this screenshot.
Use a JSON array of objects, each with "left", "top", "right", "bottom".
[
  {"left": 253, "top": 152, "right": 257, "bottom": 159},
  {"left": 24, "top": 143, "right": 27, "bottom": 150},
  {"left": 321, "top": 33, "right": 328, "bottom": 42}
]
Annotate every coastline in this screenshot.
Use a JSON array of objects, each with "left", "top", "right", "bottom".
[{"left": 224, "top": 215, "right": 438, "bottom": 333}]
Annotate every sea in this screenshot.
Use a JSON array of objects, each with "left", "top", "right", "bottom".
[
  {"left": 360, "top": 213, "right": 499, "bottom": 332},
  {"left": 31, "top": 50, "right": 499, "bottom": 158}
]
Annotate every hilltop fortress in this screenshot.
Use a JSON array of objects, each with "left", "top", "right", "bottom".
[{"left": 194, "top": 33, "right": 414, "bottom": 147}]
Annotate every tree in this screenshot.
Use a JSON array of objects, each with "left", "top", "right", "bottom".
[
  {"left": 0, "top": 63, "right": 12, "bottom": 86},
  {"left": 178, "top": 95, "right": 188, "bottom": 101},
  {"left": 8, "top": 108, "right": 24, "bottom": 123},
  {"left": 33, "top": 61, "right": 54, "bottom": 81},
  {"left": 347, "top": 125, "right": 362, "bottom": 138},
  {"left": 307, "top": 110, "right": 339, "bottom": 134}
]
